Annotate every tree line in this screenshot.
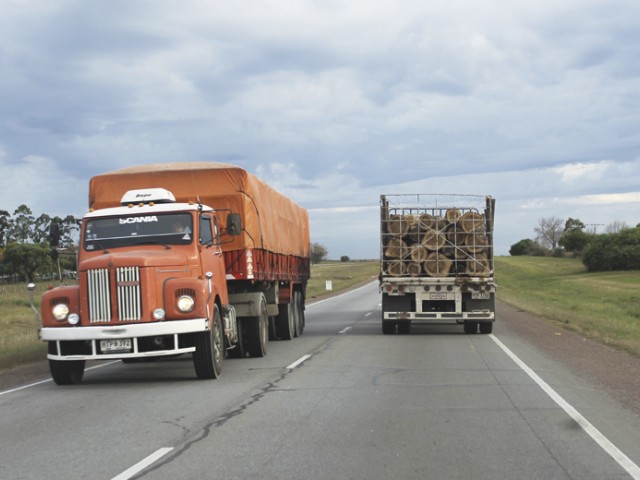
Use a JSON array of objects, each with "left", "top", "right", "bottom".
[
  {"left": 510, "top": 217, "right": 640, "bottom": 272},
  {"left": 0, "top": 206, "right": 80, "bottom": 282}
]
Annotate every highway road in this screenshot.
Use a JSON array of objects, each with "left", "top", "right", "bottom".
[{"left": 2, "top": 281, "right": 640, "bottom": 479}]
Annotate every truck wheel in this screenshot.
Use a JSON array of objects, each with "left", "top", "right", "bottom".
[
  {"left": 293, "top": 291, "right": 304, "bottom": 336},
  {"left": 193, "top": 305, "right": 224, "bottom": 379},
  {"left": 246, "top": 295, "right": 268, "bottom": 357},
  {"left": 277, "top": 301, "right": 295, "bottom": 340},
  {"left": 479, "top": 322, "right": 493, "bottom": 334},
  {"left": 48, "top": 342, "right": 85, "bottom": 385},
  {"left": 463, "top": 321, "right": 478, "bottom": 334},
  {"left": 49, "top": 360, "right": 85, "bottom": 385},
  {"left": 382, "top": 321, "right": 396, "bottom": 335},
  {"left": 397, "top": 322, "right": 411, "bottom": 335}
]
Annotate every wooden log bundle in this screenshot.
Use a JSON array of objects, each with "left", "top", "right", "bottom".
[{"left": 382, "top": 208, "right": 491, "bottom": 277}]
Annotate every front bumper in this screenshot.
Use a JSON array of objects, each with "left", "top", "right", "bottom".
[{"left": 40, "top": 318, "right": 208, "bottom": 361}]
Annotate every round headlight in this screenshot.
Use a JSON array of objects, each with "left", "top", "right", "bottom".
[
  {"left": 153, "top": 308, "right": 166, "bottom": 320},
  {"left": 68, "top": 313, "right": 80, "bottom": 325},
  {"left": 52, "top": 304, "right": 69, "bottom": 321},
  {"left": 177, "top": 295, "right": 195, "bottom": 313}
]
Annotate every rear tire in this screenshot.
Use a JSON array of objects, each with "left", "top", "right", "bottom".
[
  {"left": 293, "top": 291, "right": 305, "bottom": 336},
  {"left": 246, "top": 295, "right": 268, "bottom": 357},
  {"left": 479, "top": 322, "right": 493, "bottom": 334},
  {"left": 397, "top": 321, "right": 411, "bottom": 335},
  {"left": 277, "top": 301, "right": 295, "bottom": 340},
  {"left": 464, "top": 321, "right": 478, "bottom": 334},
  {"left": 193, "top": 305, "right": 224, "bottom": 379},
  {"left": 48, "top": 342, "right": 85, "bottom": 385},
  {"left": 382, "top": 320, "right": 397, "bottom": 335}
]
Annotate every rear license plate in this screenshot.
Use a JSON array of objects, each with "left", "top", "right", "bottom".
[
  {"left": 100, "top": 338, "right": 132, "bottom": 353},
  {"left": 472, "top": 292, "right": 491, "bottom": 300},
  {"left": 429, "top": 292, "right": 449, "bottom": 300}
]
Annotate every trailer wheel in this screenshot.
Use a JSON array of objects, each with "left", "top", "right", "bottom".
[
  {"left": 382, "top": 320, "right": 397, "bottom": 335},
  {"left": 397, "top": 322, "right": 412, "bottom": 335},
  {"left": 277, "top": 301, "right": 295, "bottom": 340},
  {"left": 48, "top": 342, "right": 85, "bottom": 385},
  {"left": 463, "top": 321, "right": 478, "bottom": 334},
  {"left": 193, "top": 304, "right": 224, "bottom": 379},
  {"left": 246, "top": 295, "right": 268, "bottom": 357},
  {"left": 293, "top": 291, "right": 305, "bottom": 336},
  {"left": 479, "top": 322, "right": 493, "bottom": 334}
]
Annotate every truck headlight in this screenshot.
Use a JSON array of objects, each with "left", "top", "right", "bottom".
[
  {"left": 52, "top": 304, "right": 69, "bottom": 321},
  {"left": 68, "top": 313, "right": 80, "bottom": 325},
  {"left": 177, "top": 295, "right": 195, "bottom": 313}
]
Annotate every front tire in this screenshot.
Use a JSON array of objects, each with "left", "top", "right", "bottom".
[
  {"left": 193, "top": 304, "right": 224, "bottom": 379},
  {"left": 48, "top": 342, "right": 85, "bottom": 385}
]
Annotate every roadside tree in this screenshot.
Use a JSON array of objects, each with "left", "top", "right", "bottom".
[{"left": 311, "top": 242, "right": 328, "bottom": 264}]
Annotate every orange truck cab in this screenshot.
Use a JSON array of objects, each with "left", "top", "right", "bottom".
[{"left": 40, "top": 163, "right": 310, "bottom": 385}]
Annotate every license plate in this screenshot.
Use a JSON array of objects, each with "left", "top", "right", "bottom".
[
  {"left": 472, "top": 292, "right": 491, "bottom": 300},
  {"left": 429, "top": 292, "right": 449, "bottom": 300},
  {"left": 100, "top": 338, "right": 132, "bottom": 353}
]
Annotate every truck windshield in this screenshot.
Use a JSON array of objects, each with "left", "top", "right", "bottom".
[{"left": 83, "top": 213, "right": 193, "bottom": 251}]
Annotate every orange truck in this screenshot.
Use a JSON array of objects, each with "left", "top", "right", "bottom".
[{"left": 39, "top": 163, "right": 310, "bottom": 384}]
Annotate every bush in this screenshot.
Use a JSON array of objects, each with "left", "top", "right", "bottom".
[
  {"left": 509, "top": 239, "right": 547, "bottom": 256},
  {"left": 582, "top": 228, "right": 640, "bottom": 272},
  {"left": 510, "top": 239, "right": 534, "bottom": 256}
]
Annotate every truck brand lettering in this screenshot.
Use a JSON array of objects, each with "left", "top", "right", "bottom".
[{"left": 119, "top": 216, "right": 158, "bottom": 224}]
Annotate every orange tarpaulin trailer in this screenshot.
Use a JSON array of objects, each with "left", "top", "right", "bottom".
[{"left": 88, "top": 162, "right": 311, "bottom": 259}]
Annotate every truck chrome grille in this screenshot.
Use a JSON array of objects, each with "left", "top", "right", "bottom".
[
  {"left": 88, "top": 268, "right": 112, "bottom": 323},
  {"left": 87, "top": 267, "right": 142, "bottom": 323},
  {"left": 116, "top": 267, "right": 142, "bottom": 321}
]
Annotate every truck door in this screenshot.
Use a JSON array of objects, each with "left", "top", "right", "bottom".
[{"left": 199, "top": 214, "right": 228, "bottom": 302}]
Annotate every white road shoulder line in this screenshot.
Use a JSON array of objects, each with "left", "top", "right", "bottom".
[
  {"left": 339, "top": 327, "right": 352, "bottom": 334},
  {"left": 490, "top": 334, "right": 640, "bottom": 479},
  {"left": 287, "top": 354, "right": 312, "bottom": 370},
  {"left": 0, "top": 361, "right": 120, "bottom": 396},
  {"left": 306, "top": 281, "right": 376, "bottom": 308},
  {"left": 111, "top": 447, "right": 174, "bottom": 480}
]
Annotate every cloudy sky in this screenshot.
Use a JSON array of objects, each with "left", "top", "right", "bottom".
[{"left": 1, "top": 0, "right": 639, "bottom": 258}]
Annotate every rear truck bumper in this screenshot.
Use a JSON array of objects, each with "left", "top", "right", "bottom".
[
  {"left": 382, "top": 311, "right": 495, "bottom": 323},
  {"left": 40, "top": 318, "right": 209, "bottom": 361}
]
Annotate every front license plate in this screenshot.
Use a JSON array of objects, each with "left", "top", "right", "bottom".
[
  {"left": 100, "top": 338, "right": 132, "bottom": 353},
  {"left": 471, "top": 292, "right": 491, "bottom": 300}
]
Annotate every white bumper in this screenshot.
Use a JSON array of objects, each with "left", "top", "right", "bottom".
[{"left": 41, "top": 318, "right": 209, "bottom": 361}]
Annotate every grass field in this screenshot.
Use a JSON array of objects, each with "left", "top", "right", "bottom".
[
  {"left": 307, "top": 260, "right": 379, "bottom": 299},
  {"left": 495, "top": 256, "right": 640, "bottom": 356},
  {"left": 0, "top": 261, "right": 379, "bottom": 370},
  {"left": 0, "top": 283, "right": 52, "bottom": 369}
]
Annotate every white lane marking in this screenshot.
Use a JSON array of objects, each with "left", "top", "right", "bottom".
[
  {"left": 490, "top": 334, "right": 640, "bottom": 479},
  {"left": 339, "top": 327, "right": 352, "bottom": 334},
  {"left": 306, "top": 281, "right": 376, "bottom": 308},
  {"left": 365, "top": 312, "right": 372, "bottom": 317},
  {"left": 0, "top": 361, "right": 120, "bottom": 396},
  {"left": 286, "top": 354, "right": 312, "bottom": 370},
  {"left": 111, "top": 447, "right": 174, "bottom": 480}
]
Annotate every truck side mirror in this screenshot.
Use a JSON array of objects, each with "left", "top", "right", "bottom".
[{"left": 226, "top": 213, "right": 242, "bottom": 236}]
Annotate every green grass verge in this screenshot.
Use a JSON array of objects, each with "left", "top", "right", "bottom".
[
  {"left": 0, "top": 283, "right": 50, "bottom": 369},
  {"left": 307, "top": 261, "right": 379, "bottom": 299},
  {"left": 495, "top": 256, "right": 640, "bottom": 356},
  {"left": 0, "top": 262, "right": 380, "bottom": 370}
]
